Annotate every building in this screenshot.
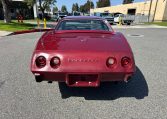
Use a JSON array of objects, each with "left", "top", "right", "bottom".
[
  {"left": 91, "top": 0, "right": 167, "bottom": 21},
  {"left": 0, "top": 0, "right": 34, "bottom": 20},
  {"left": 0, "top": 0, "right": 53, "bottom": 20}
]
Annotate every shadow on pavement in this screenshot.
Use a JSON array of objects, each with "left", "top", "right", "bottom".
[{"left": 58, "top": 66, "right": 149, "bottom": 100}]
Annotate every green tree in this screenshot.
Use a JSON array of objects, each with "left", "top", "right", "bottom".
[
  {"left": 0, "top": 0, "right": 11, "bottom": 23},
  {"left": 123, "top": 0, "right": 134, "bottom": 4},
  {"left": 25, "top": 0, "right": 35, "bottom": 7},
  {"left": 96, "top": 0, "right": 111, "bottom": 8},
  {"left": 61, "top": 5, "right": 67, "bottom": 13},
  {"left": 46, "top": 6, "right": 51, "bottom": 13},
  {"left": 75, "top": 3, "right": 79, "bottom": 12},
  {"left": 72, "top": 4, "right": 76, "bottom": 12},
  {"left": 79, "top": 0, "right": 94, "bottom": 13},
  {"left": 87, "top": 0, "right": 94, "bottom": 12},
  {"left": 72, "top": 3, "right": 79, "bottom": 12},
  {"left": 25, "top": 0, "right": 56, "bottom": 18},
  {"left": 104, "top": 0, "right": 111, "bottom": 7},
  {"left": 53, "top": 6, "right": 58, "bottom": 13},
  {"left": 38, "top": 0, "right": 56, "bottom": 18},
  {"left": 80, "top": 5, "right": 85, "bottom": 13}
]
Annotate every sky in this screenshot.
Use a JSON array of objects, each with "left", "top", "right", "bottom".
[{"left": 56, "top": 0, "right": 145, "bottom": 12}]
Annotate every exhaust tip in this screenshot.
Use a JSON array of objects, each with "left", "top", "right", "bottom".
[{"left": 124, "top": 76, "right": 132, "bottom": 83}]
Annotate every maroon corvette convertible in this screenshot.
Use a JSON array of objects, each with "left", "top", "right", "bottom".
[{"left": 31, "top": 16, "right": 135, "bottom": 87}]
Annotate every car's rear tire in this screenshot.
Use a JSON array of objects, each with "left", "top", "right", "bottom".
[
  {"left": 114, "top": 81, "right": 119, "bottom": 84},
  {"left": 58, "top": 82, "right": 70, "bottom": 99},
  {"left": 127, "top": 22, "right": 131, "bottom": 25},
  {"left": 35, "top": 76, "right": 42, "bottom": 82}
]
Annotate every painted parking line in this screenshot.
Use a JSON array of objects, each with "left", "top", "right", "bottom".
[
  {"left": 127, "top": 34, "right": 144, "bottom": 38},
  {"left": 112, "top": 25, "right": 167, "bottom": 29}
]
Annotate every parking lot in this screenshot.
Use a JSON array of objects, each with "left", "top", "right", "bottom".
[{"left": 0, "top": 28, "right": 167, "bottom": 119}]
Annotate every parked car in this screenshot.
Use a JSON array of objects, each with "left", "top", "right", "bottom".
[
  {"left": 94, "top": 12, "right": 114, "bottom": 24},
  {"left": 31, "top": 16, "right": 135, "bottom": 87},
  {"left": 72, "top": 11, "right": 81, "bottom": 16},
  {"left": 53, "top": 12, "right": 67, "bottom": 22},
  {"left": 38, "top": 13, "right": 51, "bottom": 20},
  {"left": 114, "top": 13, "right": 134, "bottom": 25}
]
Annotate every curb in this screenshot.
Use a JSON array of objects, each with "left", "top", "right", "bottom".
[
  {"left": 0, "top": 31, "right": 13, "bottom": 37},
  {"left": 11, "top": 29, "right": 53, "bottom": 35},
  {"left": 112, "top": 25, "right": 167, "bottom": 29}
]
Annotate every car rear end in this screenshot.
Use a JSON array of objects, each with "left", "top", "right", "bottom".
[
  {"left": 31, "top": 17, "right": 135, "bottom": 87},
  {"left": 31, "top": 50, "right": 135, "bottom": 87}
]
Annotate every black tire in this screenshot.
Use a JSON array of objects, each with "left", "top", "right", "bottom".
[
  {"left": 58, "top": 82, "right": 70, "bottom": 99},
  {"left": 127, "top": 22, "right": 131, "bottom": 25},
  {"left": 35, "top": 76, "right": 42, "bottom": 82},
  {"left": 114, "top": 81, "right": 119, "bottom": 84}
]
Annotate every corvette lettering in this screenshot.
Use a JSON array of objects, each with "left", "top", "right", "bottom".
[{"left": 68, "top": 58, "right": 99, "bottom": 62}]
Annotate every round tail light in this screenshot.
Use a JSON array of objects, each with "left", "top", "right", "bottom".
[
  {"left": 50, "top": 57, "right": 60, "bottom": 68},
  {"left": 35, "top": 56, "right": 46, "bottom": 68},
  {"left": 121, "top": 57, "right": 131, "bottom": 67},
  {"left": 106, "top": 57, "right": 116, "bottom": 67}
]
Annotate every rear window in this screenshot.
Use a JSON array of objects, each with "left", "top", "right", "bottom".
[{"left": 56, "top": 20, "right": 110, "bottom": 31}]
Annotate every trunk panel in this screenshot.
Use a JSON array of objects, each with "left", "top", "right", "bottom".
[{"left": 41, "top": 32, "right": 130, "bottom": 52}]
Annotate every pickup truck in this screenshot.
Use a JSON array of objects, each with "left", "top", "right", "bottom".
[
  {"left": 114, "top": 14, "right": 134, "bottom": 25},
  {"left": 94, "top": 12, "right": 114, "bottom": 24}
]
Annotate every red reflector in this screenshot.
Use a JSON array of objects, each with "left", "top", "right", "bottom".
[{"left": 121, "top": 57, "right": 131, "bottom": 67}]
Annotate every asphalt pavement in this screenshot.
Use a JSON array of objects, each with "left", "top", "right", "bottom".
[{"left": 0, "top": 28, "right": 167, "bottom": 119}]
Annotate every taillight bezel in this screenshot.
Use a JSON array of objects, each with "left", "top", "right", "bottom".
[
  {"left": 50, "top": 57, "right": 61, "bottom": 68},
  {"left": 35, "top": 56, "right": 46, "bottom": 68},
  {"left": 121, "top": 57, "right": 131, "bottom": 67}
]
